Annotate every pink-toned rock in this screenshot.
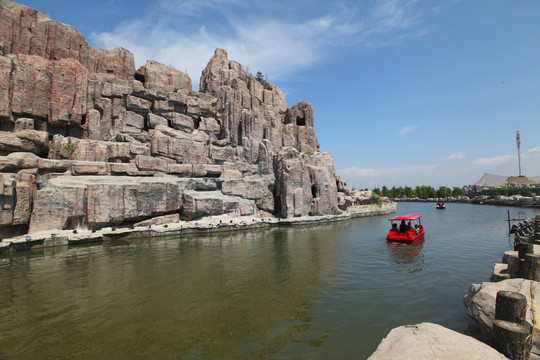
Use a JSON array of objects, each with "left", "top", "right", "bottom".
[
  {"left": 0, "top": 56, "right": 13, "bottom": 120},
  {"left": 0, "top": 1, "right": 92, "bottom": 68},
  {"left": 151, "top": 126, "right": 209, "bottom": 164},
  {"left": 163, "top": 112, "right": 194, "bottom": 133},
  {"left": 12, "top": 172, "right": 36, "bottom": 225},
  {"left": 49, "top": 58, "right": 88, "bottom": 125},
  {"left": 117, "top": 110, "right": 144, "bottom": 133},
  {"left": 182, "top": 190, "right": 256, "bottom": 220},
  {"left": 86, "top": 178, "right": 184, "bottom": 227},
  {"left": 222, "top": 176, "right": 274, "bottom": 212},
  {"left": 37, "top": 158, "right": 71, "bottom": 173},
  {"left": 9, "top": 54, "right": 52, "bottom": 119},
  {"left": 134, "top": 213, "right": 180, "bottom": 227},
  {"left": 0, "top": 130, "right": 47, "bottom": 155},
  {"left": 136, "top": 60, "right": 191, "bottom": 92},
  {"left": 187, "top": 93, "right": 217, "bottom": 118},
  {"left": 71, "top": 161, "right": 109, "bottom": 175},
  {"left": 126, "top": 95, "right": 151, "bottom": 112},
  {"left": 88, "top": 47, "right": 136, "bottom": 80},
  {"left": 209, "top": 145, "right": 237, "bottom": 164},
  {"left": 0, "top": 152, "right": 40, "bottom": 171},
  {"left": 284, "top": 102, "right": 319, "bottom": 154},
  {"left": 167, "top": 163, "right": 193, "bottom": 176},
  {"left": 304, "top": 152, "right": 338, "bottom": 215},
  {"left": 135, "top": 155, "right": 167, "bottom": 172},
  {"left": 274, "top": 147, "right": 312, "bottom": 218},
  {"left": 107, "top": 162, "right": 138, "bottom": 175},
  {"left": 13, "top": 129, "right": 49, "bottom": 154},
  {"left": 147, "top": 113, "right": 168, "bottom": 129},
  {"left": 13, "top": 118, "right": 34, "bottom": 131},
  {"left": 0, "top": 173, "right": 16, "bottom": 226},
  {"left": 29, "top": 185, "right": 87, "bottom": 233},
  {"left": 0, "top": 0, "right": 346, "bottom": 235},
  {"left": 0, "top": 0, "right": 135, "bottom": 79},
  {"left": 49, "top": 136, "right": 132, "bottom": 162}
]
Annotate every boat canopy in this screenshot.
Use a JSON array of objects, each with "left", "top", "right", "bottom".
[{"left": 388, "top": 214, "right": 422, "bottom": 221}]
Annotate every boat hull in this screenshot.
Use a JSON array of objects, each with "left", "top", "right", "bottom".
[{"left": 386, "top": 230, "right": 425, "bottom": 244}]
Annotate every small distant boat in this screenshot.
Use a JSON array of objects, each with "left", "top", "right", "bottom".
[
  {"left": 386, "top": 214, "right": 425, "bottom": 244},
  {"left": 436, "top": 202, "right": 446, "bottom": 209}
]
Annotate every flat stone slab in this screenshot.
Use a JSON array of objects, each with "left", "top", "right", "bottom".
[{"left": 368, "top": 323, "right": 507, "bottom": 360}]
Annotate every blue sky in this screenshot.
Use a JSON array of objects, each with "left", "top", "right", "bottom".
[{"left": 18, "top": 0, "right": 540, "bottom": 188}]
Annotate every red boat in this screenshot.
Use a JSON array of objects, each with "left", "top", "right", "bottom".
[
  {"left": 386, "top": 214, "right": 425, "bottom": 244},
  {"left": 436, "top": 202, "right": 446, "bottom": 209}
]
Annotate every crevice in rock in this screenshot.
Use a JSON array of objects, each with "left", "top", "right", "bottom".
[
  {"left": 134, "top": 72, "right": 145, "bottom": 84},
  {"left": 193, "top": 116, "right": 201, "bottom": 130}
]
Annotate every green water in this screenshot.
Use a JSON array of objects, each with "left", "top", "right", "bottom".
[{"left": 1, "top": 203, "right": 539, "bottom": 359}]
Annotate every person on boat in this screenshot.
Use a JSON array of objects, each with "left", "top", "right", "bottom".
[
  {"left": 414, "top": 224, "right": 420, "bottom": 234},
  {"left": 399, "top": 220, "right": 408, "bottom": 233},
  {"left": 391, "top": 223, "right": 398, "bottom": 232}
]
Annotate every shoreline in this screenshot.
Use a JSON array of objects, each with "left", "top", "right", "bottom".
[
  {"left": 0, "top": 202, "right": 397, "bottom": 253},
  {"left": 392, "top": 197, "right": 540, "bottom": 208}
]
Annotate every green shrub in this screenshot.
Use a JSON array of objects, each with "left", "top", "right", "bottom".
[
  {"left": 63, "top": 138, "right": 78, "bottom": 160},
  {"left": 370, "top": 192, "right": 383, "bottom": 206}
]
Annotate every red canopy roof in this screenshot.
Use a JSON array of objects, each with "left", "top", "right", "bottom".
[{"left": 388, "top": 214, "right": 422, "bottom": 221}]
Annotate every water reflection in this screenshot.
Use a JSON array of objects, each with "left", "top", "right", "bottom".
[
  {"left": 386, "top": 240, "right": 425, "bottom": 273},
  {"left": 0, "top": 225, "right": 341, "bottom": 360}
]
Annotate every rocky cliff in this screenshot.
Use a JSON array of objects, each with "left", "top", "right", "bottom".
[{"left": 0, "top": 0, "right": 346, "bottom": 237}]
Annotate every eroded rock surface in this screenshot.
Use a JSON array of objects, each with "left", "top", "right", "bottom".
[{"left": 0, "top": 0, "right": 355, "bottom": 237}]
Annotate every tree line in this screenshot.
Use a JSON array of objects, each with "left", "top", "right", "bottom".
[{"left": 371, "top": 185, "right": 463, "bottom": 199}]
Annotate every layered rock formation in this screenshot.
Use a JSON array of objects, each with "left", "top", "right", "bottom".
[{"left": 0, "top": 0, "right": 346, "bottom": 237}]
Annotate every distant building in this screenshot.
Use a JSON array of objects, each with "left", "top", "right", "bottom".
[{"left": 473, "top": 173, "right": 540, "bottom": 188}]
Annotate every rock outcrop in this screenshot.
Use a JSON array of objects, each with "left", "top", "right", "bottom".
[
  {"left": 464, "top": 278, "right": 540, "bottom": 358},
  {"left": 368, "top": 323, "right": 508, "bottom": 360},
  {"left": 0, "top": 0, "right": 350, "bottom": 237}
]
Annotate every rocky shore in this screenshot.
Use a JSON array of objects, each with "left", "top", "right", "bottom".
[
  {"left": 394, "top": 196, "right": 540, "bottom": 207},
  {"left": 0, "top": 0, "right": 372, "bottom": 239},
  {"left": 0, "top": 201, "right": 397, "bottom": 252}
]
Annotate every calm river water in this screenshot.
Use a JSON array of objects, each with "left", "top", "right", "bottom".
[{"left": 2, "top": 202, "right": 540, "bottom": 359}]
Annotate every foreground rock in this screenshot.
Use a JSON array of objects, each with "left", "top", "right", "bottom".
[
  {"left": 464, "top": 278, "right": 540, "bottom": 358},
  {"left": 368, "top": 323, "right": 507, "bottom": 359}
]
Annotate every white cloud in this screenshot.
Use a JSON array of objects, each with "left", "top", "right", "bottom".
[
  {"left": 472, "top": 155, "right": 515, "bottom": 167},
  {"left": 398, "top": 125, "right": 417, "bottom": 136},
  {"left": 442, "top": 152, "right": 465, "bottom": 160},
  {"left": 337, "top": 163, "right": 470, "bottom": 188},
  {"left": 89, "top": 0, "right": 434, "bottom": 89}
]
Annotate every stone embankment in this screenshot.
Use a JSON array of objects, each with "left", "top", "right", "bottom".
[
  {"left": 0, "top": 0, "right": 385, "bottom": 241},
  {"left": 0, "top": 201, "right": 397, "bottom": 252},
  {"left": 394, "top": 196, "right": 540, "bottom": 207},
  {"left": 370, "top": 216, "right": 540, "bottom": 359}
]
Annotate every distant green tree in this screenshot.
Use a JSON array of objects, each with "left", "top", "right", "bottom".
[
  {"left": 451, "top": 187, "right": 462, "bottom": 197},
  {"left": 256, "top": 71, "right": 264, "bottom": 80},
  {"left": 372, "top": 188, "right": 381, "bottom": 195}
]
